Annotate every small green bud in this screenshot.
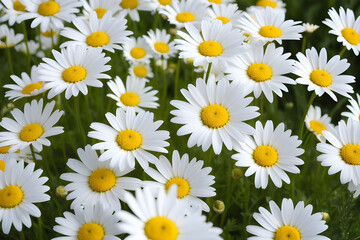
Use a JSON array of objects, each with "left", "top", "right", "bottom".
[
  {"left": 232, "top": 167, "right": 243, "bottom": 180},
  {"left": 213, "top": 200, "right": 225, "bottom": 214},
  {"left": 321, "top": 212, "right": 330, "bottom": 222}
]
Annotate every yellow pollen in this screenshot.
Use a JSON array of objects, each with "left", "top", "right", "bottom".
[
  {"left": 21, "top": 82, "right": 42, "bottom": 95},
  {"left": 88, "top": 168, "right": 116, "bottom": 192},
  {"left": 259, "top": 25, "right": 282, "bottom": 38},
  {"left": 340, "top": 144, "right": 360, "bottom": 165},
  {"left": 208, "top": 0, "right": 222, "bottom": 4},
  {"left": 121, "top": 0, "right": 138, "bottom": 9},
  {"left": 62, "top": 66, "right": 87, "bottom": 83},
  {"left": 247, "top": 63, "right": 272, "bottom": 82},
  {"left": 165, "top": 177, "right": 190, "bottom": 199},
  {"left": 275, "top": 225, "right": 301, "bottom": 240},
  {"left": 86, "top": 32, "right": 110, "bottom": 47},
  {"left": 13, "top": 0, "right": 26, "bottom": 12},
  {"left": 38, "top": 0, "right": 60, "bottom": 16},
  {"left": 0, "top": 185, "right": 23, "bottom": 208},
  {"left": 77, "top": 223, "right": 105, "bottom": 240},
  {"left": 0, "top": 146, "right": 11, "bottom": 154},
  {"left": 310, "top": 70, "right": 332, "bottom": 87},
  {"left": 198, "top": 41, "right": 223, "bottom": 57},
  {"left": 19, "top": 123, "right": 44, "bottom": 142},
  {"left": 41, "top": 30, "right": 56, "bottom": 37},
  {"left": 154, "top": 42, "right": 169, "bottom": 54},
  {"left": 130, "top": 47, "right": 146, "bottom": 59},
  {"left": 215, "top": 16, "right": 230, "bottom": 24},
  {"left": 341, "top": 28, "right": 360, "bottom": 45},
  {"left": 358, "top": 114, "right": 360, "bottom": 120},
  {"left": 256, "top": 0, "right": 277, "bottom": 8},
  {"left": 0, "top": 161, "right": 4, "bottom": 172},
  {"left": 158, "top": 0, "right": 171, "bottom": 5},
  {"left": 133, "top": 66, "right": 148, "bottom": 78},
  {"left": 120, "top": 92, "right": 140, "bottom": 107},
  {"left": 309, "top": 120, "right": 327, "bottom": 135},
  {"left": 94, "top": 8, "right": 107, "bottom": 19},
  {"left": 145, "top": 217, "right": 178, "bottom": 240},
  {"left": 176, "top": 12, "right": 195, "bottom": 23},
  {"left": 116, "top": 130, "right": 142, "bottom": 151},
  {"left": 253, "top": 145, "right": 278, "bottom": 167},
  {"left": 201, "top": 104, "right": 229, "bottom": 129}
]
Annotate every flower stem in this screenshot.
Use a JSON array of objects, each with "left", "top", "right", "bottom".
[
  {"left": 298, "top": 92, "right": 316, "bottom": 140},
  {"left": 339, "top": 46, "right": 347, "bottom": 58},
  {"left": 30, "top": 145, "right": 37, "bottom": 162},
  {"left": 6, "top": 47, "right": 14, "bottom": 75},
  {"left": 174, "top": 58, "right": 181, "bottom": 99},
  {"left": 205, "top": 63, "right": 212, "bottom": 82},
  {"left": 19, "top": 230, "right": 25, "bottom": 240},
  {"left": 22, "top": 22, "right": 31, "bottom": 72},
  {"left": 301, "top": 34, "right": 307, "bottom": 53},
  {"left": 74, "top": 96, "right": 87, "bottom": 146}
]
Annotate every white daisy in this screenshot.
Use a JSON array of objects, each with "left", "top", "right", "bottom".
[
  {"left": 0, "top": 24, "right": 23, "bottom": 48},
  {"left": 14, "top": 39, "right": 40, "bottom": 56},
  {"left": 150, "top": 0, "right": 172, "bottom": 10},
  {"left": 81, "top": 0, "right": 121, "bottom": 19},
  {"left": 201, "top": 0, "right": 235, "bottom": 5},
  {"left": 88, "top": 108, "right": 170, "bottom": 171},
  {"left": 123, "top": 36, "right": 152, "bottom": 63},
  {"left": 0, "top": 99, "right": 64, "bottom": 153},
  {"left": 144, "top": 28, "right": 177, "bottom": 59},
  {"left": 342, "top": 93, "right": 360, "bottom": 121},
  {"left": 247, "top": 198, "right": 330, "bottom": 240},
  {"left": 232, "top": 120, "right": 304, "bottom": 189},
  {"left": 60, "top": 11, "right": 132, "bottom": 52},
  {"left": 129, "top": 61, "right": 154, "bottom": 79},
  {"left": 246, "top": 0, "right": 286, "bottom": 14},
  {"left": 38, "top": 27, "right": 59, "bottom": 50},
  {"left": 323, "top": 7, "right": 360, "bottom": 56},
  {"left": 225, "top": 41, "right": 295, "bottom": 103},
  {"left": 37, "top": 45, "right": 111, "bottom": 99},
  {"left": 0, "top": 145, "right": 41, "bottom": 164},
  {"left": 170, "top": 77, "right": 259, "bottom": 154},
  {"left": 0, "top": 160, "right": 50, "bottom": 234},
  {"left": 348, "top": 181, "right": 360, "bottom": 198},
  {"left": 206, "top": 3, "right": 242, "bottom": 27},
  {"left": 119, "top": 0, "right": 156, "bottom": 22},
  {"left": 305, "top": 105, "right": 333, "bottom": 142},
  {"left": 294, "top": 47, "right": 355, "bottom": 101},
  {"left": 303, "top": 22, "right": 319, "bottom": 33},
  {"left": 0, "top": 0, "right": 27, "bottom": 25},
  {"left": 107, "top": 76, "right": 159, "bottom": 112}
]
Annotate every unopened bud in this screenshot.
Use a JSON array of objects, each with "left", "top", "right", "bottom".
[
  {"left": 213, "top": 200, "right": 225, "bottom": 214},
  {"left": 285, "top": 102, "right": 294, "bottom": 109},
  {"left": 160, "top": 14, "right": 168, "bottom": 20},
  {"left": 232, "top": 167, "right": 243, "bottom": 179},
  {"left": 185, "top": 58, "right": 194, "bottom": 65},
  {"left": 56, "top": 185, "right": 68, "bottom": 198},
  {"left": 169, "top": 28, "right": 177, "bottom": 35},
  {"left": 321, "top": 212, "right": 330, "bottom": 222}
]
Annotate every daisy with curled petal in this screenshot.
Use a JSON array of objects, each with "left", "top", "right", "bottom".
[
  {"left": 0, "top": 24, "right": 24, "bottom": 48},
  {"left": 37, "top": 45, "right": 111, "bottom": 99},
  {"left": 107, "top": 76, "right": 159, "bottom": 112},
  {"left": 144, "top": 150, "right": 215, "bottom": 212},
  {"left": 88, "top": 108, "right": 170, "bottom": 171},
  {"left": 144, "top": 28, "right": 177, "bottom": 59},
  {"left": 305, "top": 105, "right": 333, "bottom": 142},
  {"left": 226, "top": 41, "right": 295, "bottom": 103},
  {"left": 348, "top": 181, "right": 360, "bottom": 198},
  {"left": 123, "top": 36, "right": 152, "bottom": 63},
  {"left": 60, "top": 11, "right": 132, "bottom": 52},
  {"left": 232, "top": 120, "right": 304, "bottom": 189},
  {"left": 247, "top": 198, "right": 330, "bottom": 240},
  {"left": 119, "top": 0, "right": 156, "bottom": 22},
  {"left": 303, "top": 23, "right": 319, "bottom": 33},
  {"left": 53, "top": 202, "right": 122, "bottom": 240},
  {"left": 294, "top": 47, "right": 355, "bottom": 101},
  {"left": 60, "top": 145, "right": 142, "bottom": 210},
  {"left": 0, "top": 0, "right": 27, "bottom": 26},
  {"left": 323, "top": 7, "right": 360, "bottom": 56},
  {"left": 170, "top": 76, "right": 259, "bottom": 155},
  {"left": 206, "top": 3, "right": 242, "bottom": 27},
  {"left": 0, "top": 99, "right": 64, "bottom": 153},
  {"left": 0, "top": 160, "right": 50, "bottom": 234},
  {"left": 129, "top": 61, "right": 154, "bottom": 80},
  {"left": 81, "top": 0, "right": 121, "bottom": 19},
  {"left": 341, "top": 93, "right": 360, "bottom": 122},
  {"left": 175, "top": 19, "right": 248, "bottom": 68}
]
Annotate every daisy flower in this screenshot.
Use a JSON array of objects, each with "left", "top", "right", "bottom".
[
  {"left": 317, "top": 119, "right": 360, "bottom": 185},
  {"left": 144, "top": 28, "right": 177, "bottom": 59},
  {"left": 60, "top": 11, "right": 132, "bottom": 52},
  {"left": 0, "top": 160, "right": 50, "bottom": 234},
  {"left": 303, "top": 22, "right": 319, "bottom": 33},
  {"left": 123, "top": 36, "right": 152, "bottom": 63},
  {"left": 247, "top": 198, "right": 330, "bottom": 240},
  {"left": 0, "top": 145, "right": 41, "bottom": 164},
  {"left": 144, "top": 150, "right": 215, "bottom": 212},
  {"left": 81, "top": 0, "right": 121, "bottom": 19},
  {"left": 170, "top": 77, "right": 259, "bottom": 154},
  {"left": 129, "top": 61, "right": 154, "bottom": 80},
  {"left": 342, "top": 94, "right": 360, "bottom": 121},
  {"left": 175, "top": 19, "right": 248, "bottom": 68},
  {"left": 107, "top": 76, "right": 159, "bottom": 112},
  {"left": 0, "top": 24, "right": 23, "bottom": 48},
  {"left": 53, "top": 203, "right": 122, "bottom": 240},
  {"left": 305, "top": 105, "right": 333, "bottom": 142},
  {"left": 37, "top": 45, "right": 111, "bottom": 99},
  {"left": 88, "top": 108, "right": 170, "bottom": 171},
  {"left": 225, "top": 41, "right": 296, "bottom": 103},
  {"left": 232, "top": 120, "right": 304, "bottom": 189},
  {"left": 17, "top": 0, "right": 81, "bottom": 32},
  {"left": 206, "top": 3, "right": 242, "bottom": 27},
  {"left": 0, "top": 0, "right": 27, "bottom": 25},
  {"left": 119, "top": 0, "right": 156, "bottom": 22},
  {"left": 238, "top": 7, "right": 304, "bottom": 44},
  {"left": 294, "top": 47, "right": 355, "bottom": 101},
  {"left": 201, "top": 0, "right": 235, "bottom": 5},
  {"left": 38, "top": 27, "right": 59, "bottom": 50},
  {"left": 0, "top": 99, "right": 64, "bottom": 153},
  {"left": 323, "top": 7, "right": 360, "bottom": 56},
  {"left": 151, "top": 0, "right": 172, "bottom": 10},
  {"left": 246, "top": 0, "right": 286, "bottom": 14},
  {"left": 14, "top": 39, "right": 40, "bottom": 56}
]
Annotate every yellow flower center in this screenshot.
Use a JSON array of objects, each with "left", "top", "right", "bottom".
[
  {"left": 256, "top": 0, "right": 277, "bottom": 8},
  {"left": 145, "top": 217, "right": 178, "bottom": 240},
  {"left": 41, "top": 30, "right": 56, "bottom": 37},
  {"left": 341, "top": 28, "right": 360, "bottom": 45},
  {"left": 116, "top": 130, "right": 142, "bottom": 151},
  {"left": 0, "top": 146, "right": 11, "bottom": 154},
  {"left": 13, "top": 0, "right": 26, "bottom": 12},
  {"left": 253, "top": 145, "right": 278, "bottom": 167},
  {"left": 0, "top": 161, "right": 5, "bottom": 172},
  {"left": 208, "top": 0, "right": 222, "bottom": 4},
  {"left": 201, "top": 104, "right": 229, "bottom": 129},
  {"left": 165, "top": 177, "right": 190, "bottom": 199},
  {"left": 121, "top": 0, "right": 138, "bottom": 9},
  {"left": 154, "top": 42, "right": 169, "bottom": 54},
  {"left": 198, "top": 41, "right": 223, "bottom": 57},
  {"left": 21, "top": 82, "right": 43, "bottom": 95},
  {"left": 0, "top": 185, "right": 23, "bottom": 208},
  {"left": 259, "top": 25, "right": 282, "bottom": 38},
  {"left": 247, "top": 63, "right": 273, "bottom": 82},
  {"left": 88, "top": 168, "right": 116, "bottom": 192},
  {"left": 77, "top": 223, "right": 105, "bottom": 240},
  {"left": 275, "top": 225, "right": 301, "bottom": 240},
  {"left": 62, "top": 66, "right": 87, "bottom": 83},
  {"left": 215, "top": 16, "right": 230, "bottom": 24},
  {"left": 340, "top": 144, "right": 360, "bottom": 165},
  {"left": 120, "top": 92, "right": 140, "bottom": 107},
  {"left": 133, "top": 66, "right": 148, "bottom": 78},
  {"left": 130, "top": 47, "right": 146, "bottom": 59},
  {"left": 309, "top": 120, "right": 327, "bottom": 135},
  {"left": 86, "top": 32, "right": 110, "bottom": 47},
  {"left": 176, "top": 12, "right": 195, "bottom": 23},
  {"left": 94, "top": 8, "right": 107, "bottom": 19},
  {"left": 309, "top": 70, "right": 332, "bottom": 87},
  {"left": 19, "top": 123, "right": 44, "bottom": 142},
  {"left": 158, "top": 0, "right": 171, "bottom": 5},
  {"left": 38, "top": 0, "right": 60, "bottom": 16}
]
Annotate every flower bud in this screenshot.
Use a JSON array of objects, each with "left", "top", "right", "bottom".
[
  {"left": 56, "top": 185, "right": 68, "bottom": 198},
  {"left": 232, "top": 167, "right": 243, "bottom": 180},
  {"left": 213, "top": 200, "right": 225, "bottom": 214},
  {"left": 321, "top": 212, "right": 330, "bottom": 222}
]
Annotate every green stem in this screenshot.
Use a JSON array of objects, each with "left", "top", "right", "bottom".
[
  {"left": 259, "top": 95, "right": 264, "bottom": 123},
  {"left": 339, "top": 46, "right": 347, "bottom": 58},
  {"left": 205, "top": 63, "right": 212, "bottom": 82},
  {"left": 37, "top": 216, "right": 43, "bottom": 240},
  {"left": 174, "top": 58, "right": 181, "bottom": 99},
  {"left": 21, "top": 22, "right": 31, "bottom": 72},
  {"left": 299, "top": 92, "right": 316, "bottom": 140},
  {"left": 301, "top": 34, "right": 307, "bottom": 53},
  {"left": 152, "top": 12, "right": 159, "bottom": 30},
  {"left": 6, "top": 47, "right": 14, "bottom": 75},
  {"left": 161, "top": 58, "right": 167, "bottom": 105},
  {"left": 74, "top": 96, "right": 87, "bottom": 146},
  {"left": 19, "top": 230, "right": 26, "bottom": 240},
  {"left": 30, "top": 145, "right": 37, "bottom": 162}
]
